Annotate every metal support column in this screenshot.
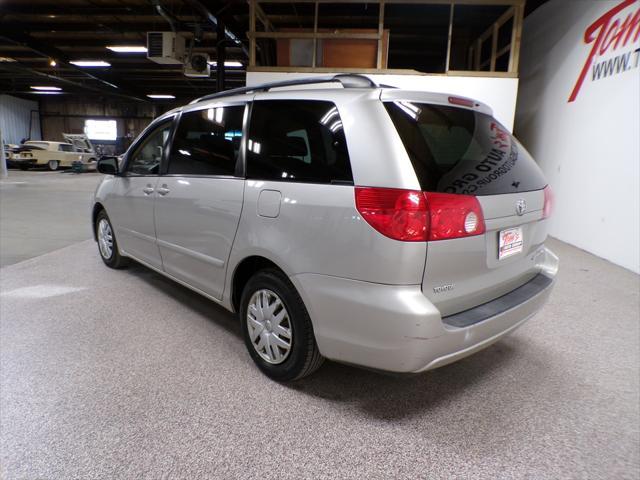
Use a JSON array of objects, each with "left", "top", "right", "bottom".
[{"left": 217, "top": 18, "right": 226, "bottom": 92}]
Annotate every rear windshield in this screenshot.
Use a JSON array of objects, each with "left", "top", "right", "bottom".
[{"left": 384, "top": 102, "right": 547, "bottom": 195}]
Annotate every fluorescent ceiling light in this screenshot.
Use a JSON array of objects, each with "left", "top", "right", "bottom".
[
  {"left": 31, "top": 91, "right": 63, "bottom": 95},
  {"left": 207, "top": 61, "right": 243, "bottom": 68},
  {"left": 0, "top": 57, "right": 16, "bottom": 62},
  {"left": 31, "top": 86, "right": 62, "bottom": 91},
  {"left": 147, "top": 94, "right": 175, "bottom": 99},
  {"left": 107, "top": 46, "right": 147, "bottom": 53},
  {"left": 70, "top": 60, "right": 111, "bottom": 67}
]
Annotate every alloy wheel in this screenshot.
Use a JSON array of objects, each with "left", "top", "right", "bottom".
[{"left": 97, "top": 218, "right": 114, "bottom": 259}]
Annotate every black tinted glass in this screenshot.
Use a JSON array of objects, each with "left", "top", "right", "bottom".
[
  {"left": 246, "top": 100, "right": 353, "bottom": 184},
  {"left": 126, "top": 122, "right": 172, "bottom": 175},
  {"left": 384, "top": 102, "right": 547, "bottom": 195},
  {"left": 168, "top": 105, "right": 244, "bottom": 175}
]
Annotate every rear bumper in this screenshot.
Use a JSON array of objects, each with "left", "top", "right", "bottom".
[
  {"left": 292, "top": 246, "right": 558, "bottom": 373},
  {"left": 10, "top": 158, "right": 37, "bottom": 166}
]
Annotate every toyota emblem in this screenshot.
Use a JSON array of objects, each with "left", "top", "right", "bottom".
[{"left": 515, "top": 199, "right": 527, "bottom": 216}]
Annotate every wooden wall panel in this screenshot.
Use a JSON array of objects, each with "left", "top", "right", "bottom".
[
  {"left": 322, "top": 39, "right": 377, "bottom": 68},
  {"left": 276, "top": 29, "right": 388, "bottom": 69}
]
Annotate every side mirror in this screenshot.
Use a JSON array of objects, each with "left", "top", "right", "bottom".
[{"left": 97, "top": 156, "right": 119, "bottom": 175}]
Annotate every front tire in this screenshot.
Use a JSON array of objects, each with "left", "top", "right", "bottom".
[
  {"left": 240, "top": 269, "right": 324, "bottom": 381},
  {"left": 95, "top": 210, "right": 128, "bottom": 269},
  {"left": 48, "top": 160, "right": 59, "bottom": 171}
]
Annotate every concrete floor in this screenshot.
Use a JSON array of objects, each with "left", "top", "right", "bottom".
[
  {"left": 0, "top": 171, "right": 100, "bottom": 267},
  {"left": 0, "top": 173, "right": 639, "bottom": 479}
]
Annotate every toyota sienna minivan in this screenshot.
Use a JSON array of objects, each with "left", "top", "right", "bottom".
[{"left": 92, "top": 74, "right": 558, "bottom": 381}]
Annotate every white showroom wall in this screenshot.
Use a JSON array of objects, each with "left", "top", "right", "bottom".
[
  {"left": 515, "top": 0, "right": 640, "bottom": 273},
  {"left": 247, "top": 72, "right": 519, "bottom": 131}
]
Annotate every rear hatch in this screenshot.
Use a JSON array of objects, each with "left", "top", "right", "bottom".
[
  {"left": 63, "top": 133, "right": 94, "bottom": 153},
  {"left": 384, "top": 96, "right": 550, "bottom": 317}
]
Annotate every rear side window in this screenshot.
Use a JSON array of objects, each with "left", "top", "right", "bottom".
[
  {"left": 384, "top": 102, "right": 547, "bottom": 195},
  {"left": 246, "top": 100, "right": 353, "bottom": 184},
  {"left": 59, "top": 144, "right": 74, "bottom": 152},
  {"left": 168, "top": 105, "right": 245, "bottom": 176}
]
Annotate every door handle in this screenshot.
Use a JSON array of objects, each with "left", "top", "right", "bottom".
[
  {"left": 157, "top": 185, "right": 170, "bottom": 196},
  {"left": 142, "top": 186, "right": 154, "bottom": 195}
]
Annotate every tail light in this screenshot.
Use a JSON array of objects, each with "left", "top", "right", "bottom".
[
  {"left": 354, "top": 187, "right": 428, "bottom": 241},
  {"left": 448, "top": 96, "right": 475, "bottom": 108},
  {"left": 354, "top": 187, "right": 485, "bottom": 242},
  {"left": 425, "top": 192, "right": 486, "bottom": 240},
  {"left": 542, "top": 185, "right": 554, "bottom": 219}
]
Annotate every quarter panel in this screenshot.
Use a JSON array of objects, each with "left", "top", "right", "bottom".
[
  {"left": 33, "top": 151, "right": 54, "bottom": 165},
  {"left": 227, "top": 180, "right": 427, "bottom": 287}
]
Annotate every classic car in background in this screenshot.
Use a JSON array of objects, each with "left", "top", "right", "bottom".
[{"left": 9, "top": 134, "right": 97, "bottom": 171}]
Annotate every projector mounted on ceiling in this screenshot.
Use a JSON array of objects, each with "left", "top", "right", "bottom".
[{"left": 184, "top": 53, "right": 210, "bottom": 78}]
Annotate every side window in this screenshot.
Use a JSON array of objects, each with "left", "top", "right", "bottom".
[
  {"left": 59, "top": 144, "right": 74, "bottom": 152},
  {"left": 167, "top": 105, "right": 245, "bottom": 176},
  {"left": 246, "top": 100, "right": 353, "bottom": 184},
  {"left": 126, "top": 121, "right": 172, "bottom": 175}
]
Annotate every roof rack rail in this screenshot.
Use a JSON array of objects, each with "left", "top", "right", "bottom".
[{"left": 189, "top": 73, "right": 380, "bottom": 104}]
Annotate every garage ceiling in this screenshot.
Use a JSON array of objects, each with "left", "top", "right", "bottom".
[
  {"left": 0, "top": 0, "right": 549, "bottom": 104},
  {"left": 0, "top": 0, "right": 250, "bottom": 103}
]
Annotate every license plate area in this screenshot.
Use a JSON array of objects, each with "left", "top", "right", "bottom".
[{"left": 498, "top": 227, "right": 523, "bottom": 260}]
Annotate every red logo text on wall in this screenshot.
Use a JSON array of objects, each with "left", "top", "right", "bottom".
[{"left": 568, "top": 0, "right": 640, "bottom": 102}]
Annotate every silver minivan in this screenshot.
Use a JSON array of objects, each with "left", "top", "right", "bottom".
[{"left": 92, "top": 74, "right": 558, "bottom": 381}]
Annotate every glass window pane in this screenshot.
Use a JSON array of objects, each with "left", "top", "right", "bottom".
[
  {"left": 168, "top": 106, "right": 244, "bottom": 176},
  {"left": 246, "top": 100, "right": 353, "bottom": 184},
  {"left": 384, "top": 101, "right": 546, "bottom": 195},
  {"left": 126, "top": 122, "right": 172, "bottom": 175},
  {"left": 449, "top": 5, "right": 512, "bottom": 72}
]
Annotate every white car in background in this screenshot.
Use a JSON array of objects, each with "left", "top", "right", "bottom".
[{"left": 10, "top": 134, "right": 97, "bottom": 171}]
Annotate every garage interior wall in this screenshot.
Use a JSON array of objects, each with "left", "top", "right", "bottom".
[
  {"left": 515, "top": 0, "right": 640, "bottom": 273},
  {"left": 0, "top": 94, "right": 42, "bottom": 144},
  {"left": 247, "top": 72, "right": 520, "bottom": 131},
  {"left": 39, "top": 98, "right": 158, "bottom": 145}
]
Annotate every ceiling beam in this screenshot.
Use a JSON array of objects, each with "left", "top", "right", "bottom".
[
  {"left": 0, "top": 6, "right": 159, "bottom": 16},
  {"left": 0, "top": 31, "right": 147, "bottom": 101},
  {"left": 182, "top": 0, "right": 250, "bottom": 58},
  {"left": 0, "top": 62, "right": 146, "bottom": 102}
]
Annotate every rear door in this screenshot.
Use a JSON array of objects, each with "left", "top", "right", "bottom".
[
  {"left": 384, "top": 98, "right": 550, "bottom": 316},
  {"left": 57, "top": 143, "right": 78, "bottom": 167},
  {"left": 154, "top": 103, "right": 246, "bottom": 300}
]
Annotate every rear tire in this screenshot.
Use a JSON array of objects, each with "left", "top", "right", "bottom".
[
  {"left": 48, "top": 160, "right": 59, "bottom": 171},
  {"left": 240, "top": 269, "right": 324, "bottom": 381},
  {"left": 95, "top": 210, "right": 129, "bottom": 269},
  {"left": 19, "top": 165, "right": 29, "bottom": 171}
]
